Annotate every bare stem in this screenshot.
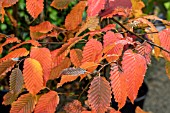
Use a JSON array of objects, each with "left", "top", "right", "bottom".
[{"left": 111, "top": 18, "right": 170, "bottom": 54}]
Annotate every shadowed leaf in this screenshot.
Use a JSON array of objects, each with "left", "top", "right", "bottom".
[
  {"left": 10, "top": 93, "right": 36, "bottom": 113},
  {"left": 10, "top": 68, "right": 23, "bottom": 94},
  {"left": 2, "top": 91, "right": 18, "bottom": 105},
  {"left": 51, "top": 0, "right": 73, "bottom": 9},
  {"left": 70, "top": 49, "right": 83, "bottom": 67},
  {"left": 88, "top": 76, "right": 111, "bottom": 113}
]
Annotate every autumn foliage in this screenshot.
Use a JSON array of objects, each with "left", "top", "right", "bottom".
[{"left": 0, "top": 0, "right": 170, "bottom": 113}]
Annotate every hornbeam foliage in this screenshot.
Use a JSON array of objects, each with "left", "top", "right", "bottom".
[{"left": 0, "top": 0, "right": 170, "bottom": 113}]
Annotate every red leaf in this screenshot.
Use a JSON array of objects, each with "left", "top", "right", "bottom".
[
  {"left": 0, "top": 59, "right": 17, "bottom": 79},
  {"left": 122, "top": 50, "right": 147, "bottom": 103},
  {"left": 88, "top": 76, "right": 112, "bottom": 113},
  {"left": 23, "top": 58, "right": 43, "bottom": 95},
  {"left": 64, "top": 100, "right": 86, "bottom": 113},
  {"left": 99, "top": 0, "right": 132, "bottom": 18},
  {"left": 87, "top": 0, "right": 106, "bottom": 17},
  {"left": 65, "top": 1, "right": 87, "bottom": 30},
  {"left": 34, "top": 91, "right": 59, "bottom": 113},
  {"left": 159, "top": 28, "right": 170, "bottom": 61},
  {"left": 30, "top": 21, "right": 54, "bottom": 33},
  {"left": 70, "top": 49, "right": 83, "bottom": 67},
  {"left": 30, "top": 47, "right": 52, "bottom": 85},
  {"left": 51, "top": 0, "right": 73, "bottom": 9},
  {"left": 0, "top": 48, "right": 29, "bottom": 63},
  {"left": 82, "top": 39, "right": 102, "bottom": 63},
  {"left": 110, "top": 64, "right": 127, "bottom": 109},
  {"left": 10, "top": 93, "right": 36, "bottom": 113},
  {"left": 9, "top": 40, "right": 41, "bottom": 51},
  {"left": 26, "top": 0, "right": 44, "bottom": 19}
]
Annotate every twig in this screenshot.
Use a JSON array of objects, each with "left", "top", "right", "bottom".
[{"left": 112, "top": 18, "right": 170, "bottom": 54}]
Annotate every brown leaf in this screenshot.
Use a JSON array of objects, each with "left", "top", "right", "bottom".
[
  {"left": 2, "top": 91, "right": 18, "bottom": 105},
  {"left": 0, "top": 59, "right": 17, "bottom": 79},
  {"left": 51, "top": 0, "right": 73, "bottom": 9},
  {"left": 10, "top": 68, "right": 23, "bottom": 94}
]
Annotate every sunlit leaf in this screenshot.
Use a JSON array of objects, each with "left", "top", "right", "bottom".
[
  {"left": 70, "top": 49, "right": 83, "bottom": 67},
  {"left": 110, "top": 64, "right": 127, "bottom": 109},
  {"left": 65, "top": 1, "right": 87, "bottom": 30},
  {"left": 165, "top": 61, "right": 170, "bottom": 79},
  {"left": 26, "top": 0, "right": 44, "bottom": 19},
  {"left": 0, "top": 48, "right": 29, "bottom": 63},
  {"left": 82, "top": 39, "right": 102, "bottom": 63},
  {"left": 34, "top": 91, "right": 59, "bottom": 113},
  {"left": 23, "top": 58, "right": 43, "bottom": 95},
  {"left": 30, "top": 47, "right": 52, "bottom": 85},
  {"left": 122, "top": 50, "right": 147, "bottom": 103},
  {"left": 135, "top": 106, "right": 149, "bottom": 113}
]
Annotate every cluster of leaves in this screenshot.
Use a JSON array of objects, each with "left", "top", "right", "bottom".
[{"left": 0, "top": 0, "right": 170, "bottom": 113}]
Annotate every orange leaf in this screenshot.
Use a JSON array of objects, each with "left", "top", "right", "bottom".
[
  {"left": 0, "top": 48, "right": 29, "bottom": 63},
  {"left": 110, "top": 64, "right": 127, "bottom": 109},
  {"left": 87, "top": 0, "right": 106, "bottom": 17},
  {"left": 30, "top": 47, "right": 52, "bottom": 85},
  {"left": 30, "top": 21, "right": 54, "bottom": 33},
  {"left": 65, "top": 1, "right": 87, "bottom": 30},
  {"left": 0, "top": 59, "right": 16, "bottom": 78},
  {"left": 23, "top": 58, "right": 43, "bottom": 95},
  {"left": 2, "top": 37, "right": 21, "bottom": 47},
  {"left": 10, "top": 93, "right": 36, "bottom": 113},
  {"left": 159, "top": 28, "right": 170, "bottom": 61},
  {"left": 165, "top": 61, "right": 170, "bottom": 79},
  {"left": 50, "top": 57, "right": 71, "bottom": 80},
  {"left": 34, "top": 91, "right": 59, "bottom": 113},
  {"left": 2, "top": 91, "right": 18, "bottom": 105},
  {"left": 122, "top": 50, "right": 147, "bottom": 103},
  {"left": 9, "top": 40, "right": 41, "bottom": 51},
  {"left": 26, "top": 0, "right": 44, "bottom": 19},
  {"left": 70, "top": 49, "right": 83, "bottom": 67},
  {"left": 10, "top": 68, "right": 23, "bottom": 94},
  {"left": 82, "top": 39, "right": 102, "bottom": 63},
  {"left": 131, "top": 0, "right": 145, "bottom": 17},
  {"left": 2, "top": 0, "right": 19, "bottom": 7},
  {"left": 51, "top": 0, "right": 73, "bottom": 9},
  {"left": 64, "top": 100, "right": 86, "bottom": 113},
  {"left": 88, "top": 76, "right": 112, "bottom": 113},
  {"left": 135, "top": 106, "right": 149, "bottom": 113},
  {"left": 57, "top": 75, "right": 79, "bottom": 88}
]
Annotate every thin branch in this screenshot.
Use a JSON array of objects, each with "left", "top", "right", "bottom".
[{"left": 112, "top": 18, "right": 170, "bottom": 54}]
